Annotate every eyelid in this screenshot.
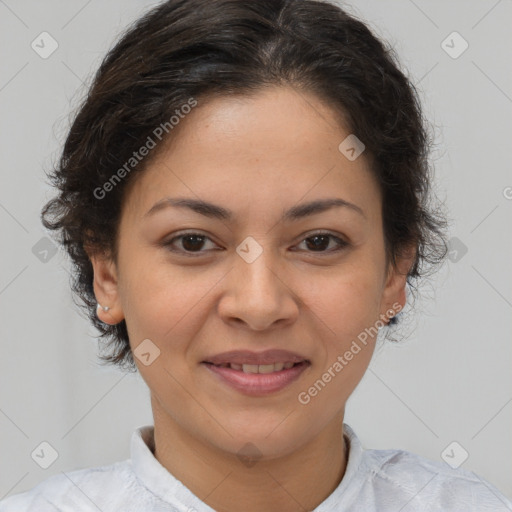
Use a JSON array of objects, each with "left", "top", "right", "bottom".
[{"left": 297, "top": 229, "right": 348, "bottom": 243}]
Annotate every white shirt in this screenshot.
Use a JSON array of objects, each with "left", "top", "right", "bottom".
[{"left": 1, "top": 424, "right": 510, "bottom": 511}]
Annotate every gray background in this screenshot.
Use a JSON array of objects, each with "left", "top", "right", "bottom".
[{"left": 1, "top": 0, "right": 511, "bottom": 501}]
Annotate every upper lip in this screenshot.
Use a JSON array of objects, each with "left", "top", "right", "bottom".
[{"left": 202, "top": 349, "right": 309, "bottom": 366}]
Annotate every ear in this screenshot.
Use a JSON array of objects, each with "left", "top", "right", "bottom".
[
  {"left": 379, "top": 243, "right": 416, "bottom": 320},
  {"left": 86, "top": 246, "right": 125, "bottom": 325}
]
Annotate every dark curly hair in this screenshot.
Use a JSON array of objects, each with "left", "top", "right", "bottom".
[{"left": 41, "top": 0, "right": 449, "bottom": 373}]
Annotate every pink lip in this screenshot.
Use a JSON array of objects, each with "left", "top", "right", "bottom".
[
  {"left": 202, "top": 361, "right": 310, "bottom": 396},
  {"left": 202, "top": 349, "right": 308, "bottom": 366}
]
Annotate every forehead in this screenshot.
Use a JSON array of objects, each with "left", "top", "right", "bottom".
[
  {"left": 123, "top": 86, "right": 380, "bottom": 223},
  {"left": 168, "top": 86, "right": 348, "bottom": 161}
]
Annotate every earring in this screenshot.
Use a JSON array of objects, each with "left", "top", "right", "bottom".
[
  {"left": 386, "top": 308, "right": 395, "bottom": 324},
  {"left": 97, "top": 303, "right": 110, "bottom": 312}
]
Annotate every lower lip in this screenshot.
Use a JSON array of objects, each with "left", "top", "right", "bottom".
[{"left": 202, "top": 361, "right": 310, "bottom": 396}]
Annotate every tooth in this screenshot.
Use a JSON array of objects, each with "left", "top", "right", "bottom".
[
  {"left": 237, "top": 362, "right": 300, "bottom": 373},
  {"left": 242, "top": 364, "right": 259, "bottom": 374}
]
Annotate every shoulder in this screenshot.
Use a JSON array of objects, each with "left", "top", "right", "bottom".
[
  {"left": 0, "top": 460, "right": 135, "bottom": 512},
  {"left": 360, "top": 447, "right": 512, "bottom": 511}
]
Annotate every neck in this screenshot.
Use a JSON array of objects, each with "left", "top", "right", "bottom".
[{"left": 151, "top": 397, "right": 347, "bottom": 512}]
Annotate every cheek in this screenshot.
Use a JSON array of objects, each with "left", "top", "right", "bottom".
[
  {"left": 121, "top": 258, "right": 226, "bottom": 364},
  {"left": 298, "top": 269, "right": 381, "bottom": 415},
  {"left": 306, "top": 262, "right": 383, "bottom": 394},
  {"left": 310, "top": 259, "right": 383, "bottom": 336}
]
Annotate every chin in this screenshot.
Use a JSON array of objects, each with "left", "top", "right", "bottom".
[{"left": 209, "top": 417, "right": 316, "bottom": 457}]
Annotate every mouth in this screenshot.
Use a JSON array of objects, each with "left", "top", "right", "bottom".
[
  {"left": 200, "top": 350, "right": 311, "bottom": 396},
  {"left": 202, "top": 348, "right": 309, "bottom": 367}
]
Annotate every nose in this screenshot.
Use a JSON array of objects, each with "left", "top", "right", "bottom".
[{"left": 217, "top": 247, "right": 299, "bottom": 331}]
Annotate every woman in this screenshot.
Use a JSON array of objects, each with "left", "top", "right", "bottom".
[{"left": 1, "top": 0, "right": 510, "bottom": 510}]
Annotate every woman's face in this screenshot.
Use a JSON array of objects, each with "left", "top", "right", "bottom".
[{"left": 91, "top": 86, "right": 410, "bottom": 459}]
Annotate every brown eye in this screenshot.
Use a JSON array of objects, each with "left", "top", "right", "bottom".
[
  {"left": 162, "top": 231, "right": 348, "bottom": 257},
  {"left": 179, "top": 234, "right": 207, "bottom": 252},
  {"left": 297, "top": 233, "right": 348, "bottom": 253},
  {"left": 163, "top": 232, "right": 218, "bottom": 255}
]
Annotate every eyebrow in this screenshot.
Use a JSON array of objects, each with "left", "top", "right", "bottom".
[{"left": 144, "top": 196, "right": 366, "bottom": 221}]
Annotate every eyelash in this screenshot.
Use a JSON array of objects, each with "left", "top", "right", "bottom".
[{"left": 162, "top": 231, "right": 349, "bottom": 257}]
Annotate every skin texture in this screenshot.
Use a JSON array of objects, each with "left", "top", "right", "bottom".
[{"left": 89, "top": 85, "right": 414, "bottom": 512}]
